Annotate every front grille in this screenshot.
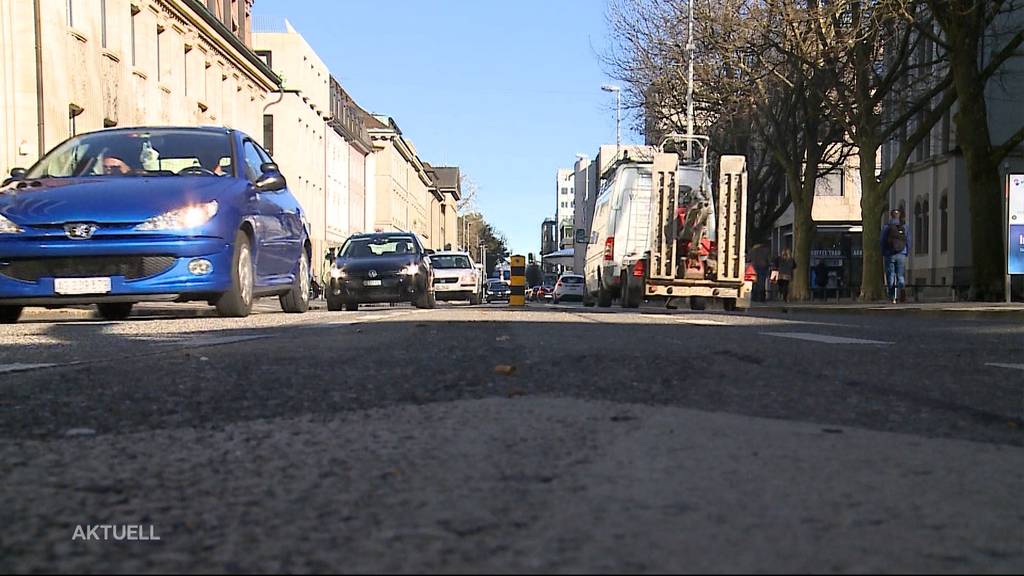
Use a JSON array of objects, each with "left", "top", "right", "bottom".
[
  {"left": 0, "top": 256, "right": 176, "bottom": 282},
  {"left": 434, "top": 277, "right": 459, "bottom": 284}
]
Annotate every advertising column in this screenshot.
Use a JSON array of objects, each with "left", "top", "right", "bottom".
[{"left": 1009, "top": 174, "right": 1024, "bottom": 275}]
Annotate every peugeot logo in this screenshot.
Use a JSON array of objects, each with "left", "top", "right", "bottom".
[
  {"left": 64, "top": 223, "right": 98, "bottom": 240},
  {"left": 368, "top": 270, "right": 378, "bottom": 278}
]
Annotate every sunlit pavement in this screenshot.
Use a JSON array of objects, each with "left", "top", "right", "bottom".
[{"left": 1, "top": 301, "right": 1022, "bottom": 572}]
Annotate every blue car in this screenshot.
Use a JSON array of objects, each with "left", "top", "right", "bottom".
[{"left": 0, "top": 127, "right": 311, "bottom": 323}]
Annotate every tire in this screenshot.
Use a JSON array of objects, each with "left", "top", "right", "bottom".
[
  {"left": 597, "top": 285, "right": 613, "bottom": 308},
  {"left": 470, "top": 291, "right": 482, "bottom": 306},
  {"left": 279, "top": 251, "right": 310, "bottom": 314},
  {"left": 216, "top": 230, "right": 255, "bottom": 318},
  {"left": 723, "top": 298, "right": 738, "bottom": 312},
  {"left": 327, "top": 296, "right": 343, "bottom": 312},
  {"left": 689, "top": 296, "right": 707, "bottom": 311},
  {"left": 96, "top": 303, "right": 133, "bottom": 321},
  {"left": 345, "top": 302, "right": 359, "bottom": 312},
  {"left": 620, "top": 272, "right": 642, "bottom": 309},
  {"left": 415, "top": 289, "right": 436, "bottom": 310},
  {"left": 0, "top": 306, "right": 24, "bottom": 324}
]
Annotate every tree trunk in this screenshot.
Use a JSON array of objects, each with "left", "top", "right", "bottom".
[
  {"left": 951, "top": 60, "right": 1005, "bottom": 300},
  {"left": 858, "top": 144, "right": 886, "bottom": 302},
  {"left": 791, "top": 202, "right": 814, "bottom": 301}
]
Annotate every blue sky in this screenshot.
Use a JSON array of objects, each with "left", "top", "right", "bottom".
[{"left": 254, "top": 0, "right": 632, "bottom": 256}]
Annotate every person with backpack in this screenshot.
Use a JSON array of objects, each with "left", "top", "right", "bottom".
[
  {"left": 880, "top": 209, "right": 910, "bottom": 304},
  {"left": 771, "top": 249, "right": 797, "bottom": 303}
]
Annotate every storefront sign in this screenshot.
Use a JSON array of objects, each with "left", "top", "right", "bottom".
[{"left": 1010, "top": 174, "right": 1024, "bottom": 275}]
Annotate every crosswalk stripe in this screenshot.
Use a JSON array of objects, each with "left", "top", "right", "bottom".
[{"left": 761, "top": 332, "right": 892, "bottom": 345}]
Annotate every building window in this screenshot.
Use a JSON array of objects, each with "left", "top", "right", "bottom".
[
  {"left": 68, "top": 104, "right": 83, "bottom": 137},
  {"left": 922, "top": 198, "right": 930, "bottom": 254},
  {"left": 263, "top": 115, "right": 274, "bottom": 156},
  {"left": 816, "top": 169, "right": 845, "bottom": 197},
  {"left": 939, "top": 193, "right": 948, "bottom": 253},
  {"left": 256, "top": 50, "right": 272, "bottom": 69},
  {"left": 100, "top": 0, "right": 108, "bottom": 47},
  {"left": 156, "top": 26, "right": 164, "bottom": 82},
  {"left": 130, "top": 5, "right": 139, "bottom": 66}
]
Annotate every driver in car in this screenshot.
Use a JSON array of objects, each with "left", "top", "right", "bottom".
[{"left": 101, "top": 155, "right": 133, "bottom": 175}]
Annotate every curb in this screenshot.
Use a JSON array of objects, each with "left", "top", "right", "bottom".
[{"left": 752, "top": 304, "right": 1024, "bottom": 319}]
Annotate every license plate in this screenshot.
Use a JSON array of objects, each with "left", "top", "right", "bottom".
[
  {"left": 363, "top": 280, "right": 383, "bottom": 287},
  {"left": 54, "top": 277, "right": 112, "bottom": 295}
]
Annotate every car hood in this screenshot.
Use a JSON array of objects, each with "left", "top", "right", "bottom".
[
  {"left": 335, "top": 255, "right": 418, "bottom": 274},
  {"left": 0, "top": 177, "right": 235, "bottom": 226}
]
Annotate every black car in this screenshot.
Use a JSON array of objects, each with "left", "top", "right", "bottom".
[
  {"left": 326, "top": 233, "right": 435, "bottom": 311},
  {"left": 485, "top": 280, "right": 510, "bottom": 303}
]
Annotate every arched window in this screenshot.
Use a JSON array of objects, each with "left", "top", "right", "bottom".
[
  {"left": 939, "top": 193, "right": 948, "bottom": 253},
  {"left": 913, "top": 199, "right": 923, "bottom": 254},
  {"left": 922, "top": 197, "right": 930, "bottom": 255}
]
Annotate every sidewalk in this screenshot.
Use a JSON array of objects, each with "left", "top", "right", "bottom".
[{"left": 751, "top": 300, "right": 1024, "bottom": 319}]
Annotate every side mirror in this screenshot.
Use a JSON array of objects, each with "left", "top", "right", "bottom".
[
  {"left": 2, "top": 168, "right": 27, "bottom": 187},
  {"left": 574, "top": 228, "right": 590, "bottom": 244},
  {"left": 255, "top": 164, "right": 286, "bottom": 192},
  {"left": 425, "top": 249, "right": 436, "bottom": 255}
]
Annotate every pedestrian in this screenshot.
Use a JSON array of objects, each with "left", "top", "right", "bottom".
[
  {"left": 772, "top": 249, "right": 797, "bottom": 303},
  {"left": 750, "top": 243, "right": 771, "bottom": 302},
  {"left": 880, "top": 209, "right": 910, "bottom": 304}
]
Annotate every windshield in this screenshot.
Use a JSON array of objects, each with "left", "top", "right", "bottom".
[
  {"left": 25, "top": 129, "right": 234, "bottom": 179},
  {"left": 340, "top": 236, "right": 418, "bottom": 258},
  {"left": 431, "top": 255, "right": 472, "bottom": 269}
]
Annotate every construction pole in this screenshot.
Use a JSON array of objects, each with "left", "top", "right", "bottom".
[{"left": 686, "top": 0, "right": 695, "bottom": 159}]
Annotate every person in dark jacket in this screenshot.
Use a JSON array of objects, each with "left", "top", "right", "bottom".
[
  {"left": 772, "top": 249, "right": 797, "bottom": 303},
  {"left": 880, "top": 209, "right": 910, "bottom": 304}
]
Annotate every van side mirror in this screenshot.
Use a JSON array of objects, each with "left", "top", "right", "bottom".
[{"left": 575, "top": 228, "right": 590, "bottom": 244}]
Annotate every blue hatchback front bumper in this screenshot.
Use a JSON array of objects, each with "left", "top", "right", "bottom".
[{"left": 0, "top": 235, "right": 233, "bottom": 305}]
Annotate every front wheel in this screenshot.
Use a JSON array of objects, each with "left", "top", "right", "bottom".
[
  {"left": 415, "top": 289, "right": 436, "bottom": 309},
  {"left": 689, "top": 296, "right": 707, "bottom": 311},
  {"left": 723, "top": 298, "right": 738, "bottom": 312},
  {"left": 470, "top": 291, "right": 482, "bottom": 306},
  {"left": 97, "top": 303, "right": 134, "bottom": 321},
  {"left": 0, "top": 306, "right": 24, "bottom": 324},
  {"left": 216, "top": 231, "right": 255, "bottom": 318},
  {"left": 327, "top": 296, "right": 344, "bottom": 312},
  {"left": 280, "top": 251, "right": 310, "bottom": 314},
  {"left": 345, "top": 302, "right": 359, "bottom": 312}
]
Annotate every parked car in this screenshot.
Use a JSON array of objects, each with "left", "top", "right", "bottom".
[
  {"left": 553, "top": 274, "right": 585, "bottom": 303},
  {"left": 485, "top": 279, "right": 510, "bottom": 303},
  {"left": 326, "top": 233, "right": 435, "bottom": 311},
  {"left": 0, "top": 126, "right": 310, "bottom": 323},
  {"left": 430, "top": 251, "right": 482, "bottom": 304}
]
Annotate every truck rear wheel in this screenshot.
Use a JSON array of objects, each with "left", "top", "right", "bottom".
[
  {"left": 689, "top": 296, "right": 707, "bottom": 311},
  {"left": 723, "top": 298, "right": 738, "bottom": 312},
  {"left": 620, "top": 272, "right": 642, "bottom": 309}
]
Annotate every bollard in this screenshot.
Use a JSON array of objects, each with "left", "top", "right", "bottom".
[{"left": 509, "top": 255, "right": 526, "bottom": 307}]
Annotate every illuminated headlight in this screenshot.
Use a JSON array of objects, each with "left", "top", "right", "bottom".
[
  {"left": 330, "top": 266, "right": 345, "bottom": 279},
  {"left": 0, "top": 213, "right": 23, "bottom": 234},
  {"left": 136, "top": 201, "right": 219, "bottom": 231},
  {"left": 400, "top": 264, "right": 419, "bottom": 276}
]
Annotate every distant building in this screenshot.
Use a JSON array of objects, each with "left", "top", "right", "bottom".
[
  {"left": 556, "top": 168, "right": 575, "bottom": 249},
  {"left": 541, "top": 218, "right": 557, "bottom": 273},
  {"left": 0, "top": 0, "right": 277, "bottom": 177}
]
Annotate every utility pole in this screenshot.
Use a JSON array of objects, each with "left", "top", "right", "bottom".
[{"left": 685, "top": 0, "right": 695, "bottom": 159}]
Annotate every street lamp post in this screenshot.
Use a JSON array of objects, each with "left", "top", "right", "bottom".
[{"left": 601, "top": 85, "right": 621, "bottom": 153}]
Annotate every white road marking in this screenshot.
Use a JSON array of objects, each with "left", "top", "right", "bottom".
[
  {"left": 761, "top": 332, "right": 892, "bottom": 345},
  {"left": 676, "top": 318, "right": 730, "bottom": 326},
  {"left": 986, "top": 363, "right": 1024, "bottom": 372},
  {"left": 0, "top": 363, "right": 58, "bottom": 374},
  {"left": 171, "top": 335, "right": 268, "bottom": 348}
]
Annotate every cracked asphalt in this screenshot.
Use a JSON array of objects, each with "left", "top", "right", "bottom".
[{"left": 1, "top": 300, "right": 1022, "bottom": 573}]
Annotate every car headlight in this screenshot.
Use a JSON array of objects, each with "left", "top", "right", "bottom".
[
  {"left": 330, "top": 266, "right": 345, "bottom": 279},
  {"left": 400, "top": 264, "right": 419, "bottom": 276},
  {"left": 0, "top": 213, "right": 23, "bottom": 234},
  {"left": 136, "top": 201, "right": 219, "bottom": 231}
]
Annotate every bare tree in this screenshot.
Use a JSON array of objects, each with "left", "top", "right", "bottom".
[{"left": 920, "top": 0, "right": 1024, "bottom": 299}]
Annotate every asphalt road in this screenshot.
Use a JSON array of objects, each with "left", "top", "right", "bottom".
[{"left": 1, "top": 299, "right": 1022, "bottom": 573}]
